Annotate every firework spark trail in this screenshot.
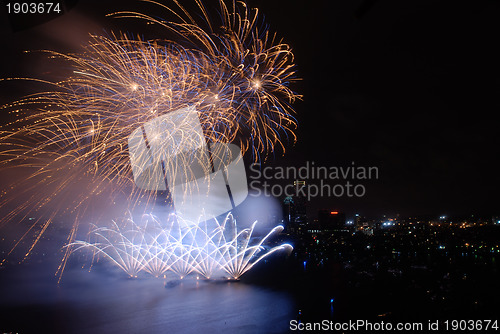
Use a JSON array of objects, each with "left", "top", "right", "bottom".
[
  {"left": 0, "top": 0, "right": 299, "bottom": 274},
  {"left": 111, "top": 0, "right": 300, "bottom": 157},
  {"left": 70, "top": 212, "right": 293, "bottom": 280}
]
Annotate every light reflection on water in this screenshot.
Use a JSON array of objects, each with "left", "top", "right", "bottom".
[{"left": 0, "top": 263, "right": 294, "bottom": 334}]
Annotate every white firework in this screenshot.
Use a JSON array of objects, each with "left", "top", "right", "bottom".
[{"left": 70, "top": 212, "right": 292, "bottom": 280}]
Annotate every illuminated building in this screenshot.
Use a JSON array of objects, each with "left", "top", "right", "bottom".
[
  {"left": 317, "top": 210, "right": 347, "bottom": 233},
  {"left": 283, "top": 180, "right": 308, "bottom": 234}
]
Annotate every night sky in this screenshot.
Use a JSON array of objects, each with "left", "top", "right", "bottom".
[
  {"left": 1, "top": 0, "right": 499, "bottom": 217},
  {"left": 257, "top": 0, "right": 500, "bottom": 217}
]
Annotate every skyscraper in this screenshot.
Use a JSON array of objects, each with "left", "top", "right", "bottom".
[{"left": 283, "top": 180, "right": 308, "bottom": 234}]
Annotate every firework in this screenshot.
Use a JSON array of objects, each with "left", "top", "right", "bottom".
[
  {"left": 70, "top": 212, "right": 292, "bottom": 280},
  {"left": 110, "top": 0, "right": 300, "bottom": 156},
  {"left": 0, "top": 0, "right": 299, "bottom": 276}
]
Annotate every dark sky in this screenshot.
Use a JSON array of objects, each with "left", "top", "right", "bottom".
[
  {"left": 1, "top": 0, "right": 499, "bottom": 218},
  {"left": 255, "top": 0, "right": 500, "bottom": 217}
]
